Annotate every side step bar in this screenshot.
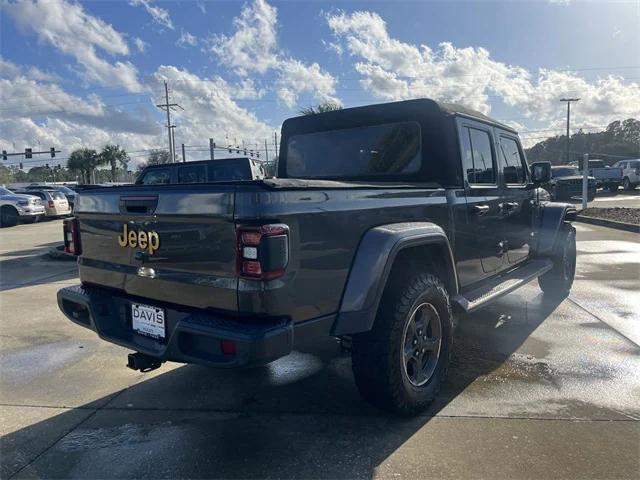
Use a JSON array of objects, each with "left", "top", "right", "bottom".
[{"left": 453, "top": 258, "right": 554, "bottom": 313}]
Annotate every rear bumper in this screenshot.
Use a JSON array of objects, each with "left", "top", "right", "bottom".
[
  {"left": 57, "top": 284, "right": 295, "bottom": 368},
  {"left": 17, "top": 206, "right": 45, "bottom": 217}
]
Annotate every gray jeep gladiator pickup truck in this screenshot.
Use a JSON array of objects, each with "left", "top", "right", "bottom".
[{"left": 58, "top": 99, "right": 576, "bottom": 414}]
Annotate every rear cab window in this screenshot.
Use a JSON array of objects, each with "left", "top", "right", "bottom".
[
  {"left": 139, "top": 168, "right": 171, "bottom": 185},
  {"left": 177, "top": 165, "right": 205, "bottom": 184},
  {"left": 284, "top": 121, "right": 422, "bottom": 179}
]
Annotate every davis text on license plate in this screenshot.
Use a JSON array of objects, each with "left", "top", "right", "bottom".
[{"left": 131, "top": 303, "right": 166, "bottom": 339}]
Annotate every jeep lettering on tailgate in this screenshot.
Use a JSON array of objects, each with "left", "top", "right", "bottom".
[{"left": 117, "top": 223, "right": 160, "bottom": 255}]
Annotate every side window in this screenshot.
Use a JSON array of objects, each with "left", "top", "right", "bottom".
[
  {"left": 499, "top": 136, "right": 526, "bottom": 184},
  {"left": 177, "top": 165, "right": 205, "bottom": 184},
  {"left": 467, "top": 128, "right": 496, "bottom": 184},
  {"left": 140, "top": 169, "right": 171, "bottom": 185}
]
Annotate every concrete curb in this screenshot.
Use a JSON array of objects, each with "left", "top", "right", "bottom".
[
  {"left": 47, "top": 245, "right": 78, "bottom": 261},
  {"left": 575, "top": 215, "right": 639, "bottom": 233}
]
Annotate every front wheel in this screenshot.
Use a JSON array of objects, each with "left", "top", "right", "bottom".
[
  {"left": 623, "top": 177, "right": 632, "bottom": 191},
  {"left": 607, "top": 184, "right": 619, "bottom": 193},
  {"left": 351, "top": 273, "right": 453, "bottom": 415},
  {"left": 0, "top": 206, "right": 19, "bottom": 228},
  {"left": 538, "top": 223, "right": 576, "bottom": 298}
]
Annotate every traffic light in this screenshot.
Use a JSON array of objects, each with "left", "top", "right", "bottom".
[
  {"left": 2, "top": 150, "right": 6, "bottom": 161},
  {"left": 25, "top": 148, "right": 32, "bottom": 159},
  {"left": 50, "top": 147, "right": 56, "bottom": 158}
]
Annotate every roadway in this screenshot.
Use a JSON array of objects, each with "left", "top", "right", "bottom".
[{"left": 1, "top": 219, "right": 638, "bottom": 479}]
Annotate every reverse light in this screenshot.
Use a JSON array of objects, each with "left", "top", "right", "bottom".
[
  {"left": 63, "top": 217, "right": 82, "bottom": 255},
  {"left": 236, "top": 223, "right": 289, "bottom": 280}
]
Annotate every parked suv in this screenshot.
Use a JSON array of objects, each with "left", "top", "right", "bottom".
[
  {"left": 15, "top": 188, "right": 71, "bottom": 218},
  {"left": 28, "top": 184, "right": 77, "bottom": 210},
  {"left": 58, "top": 99, "right": 577, "bottom": 414},
  {"left": 612, "top": 159, "right": 640, "bottom": 191},
  {"left": 531, "top": 164, "right": 596, "bottom": 201},
  {"left": 0, "top": 187, "right": 45, "bottom": 227}
]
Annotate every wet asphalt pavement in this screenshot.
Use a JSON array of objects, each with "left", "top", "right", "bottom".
[{"left": 0, "top": 219, "right": 638, "bottom": 479}]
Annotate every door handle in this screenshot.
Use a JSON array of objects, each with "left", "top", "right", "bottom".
[
  {"left": 499, "top": 202, "right": 518, "bottom": 213},
  {"left": 470, "top": 204, "right": 490, "bottom": 216}
]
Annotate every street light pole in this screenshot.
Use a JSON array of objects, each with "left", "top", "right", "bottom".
[{"left": 560, "top": 98, "right": 580, "bottom": 164}]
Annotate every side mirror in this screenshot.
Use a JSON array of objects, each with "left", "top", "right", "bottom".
[{"left": 530, "top": 162, "right": 551, "bottom": 184}]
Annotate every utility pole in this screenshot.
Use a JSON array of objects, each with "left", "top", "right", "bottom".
[
  {"left": 273, "top": 132, "right": 278, "bottom": 158},
  {"left": 170, "top": 125, "right": 176, "bottom": 163},
  {"left": 209, "top": 138, "right": 215, "bottom": 160},
  {"left": 156, "top": 81, "right": 183, "bottom": 163},
  {"left": 182, "top": 143, "right": 186, "bottom": 163},
  {"left": 560, "top": 98, "right": 580, "bottom": 164}
]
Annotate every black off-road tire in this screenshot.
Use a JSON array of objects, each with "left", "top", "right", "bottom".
[
  {"left": 538, "top": 223, "right": 576, "bottom": 298},
  {"left": 351, "top": 273, "right": 453, "bottom": 415},
  {"left": 1, "top": 206, "right": 19, "bottom": 228}
]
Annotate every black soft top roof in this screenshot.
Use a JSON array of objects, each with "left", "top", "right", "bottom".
[{"left": 278, "top": 98, "right": 518, "bottom": 185}]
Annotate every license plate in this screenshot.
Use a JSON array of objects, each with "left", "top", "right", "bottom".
[{"left": 131, "top": 303, "right": 165, "bottom": 339}]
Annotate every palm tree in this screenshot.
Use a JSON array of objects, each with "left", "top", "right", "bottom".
[
  {"left": 100, "top": 144, "right": 129, "bottom": 182},
  {"left": 299, "top": 102, "right": 342, "bottom": 116},
  {"left": 68, "top": 148, "right": 99, "bottom": 184}
]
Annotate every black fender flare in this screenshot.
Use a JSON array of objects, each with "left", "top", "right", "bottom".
[
  {"left": 536, "top": 202, "right": 577, "bottom": 256},
  {"left": 331, "top": 222, "right": 458, "bottom": 336}
]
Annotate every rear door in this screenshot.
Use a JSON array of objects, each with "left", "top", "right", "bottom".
[
  {"left": 456, "top": 118, "right": 506, "bottom": 286},
  {"left": 496, "top": 132, "right": 534, "bottom": 265}
]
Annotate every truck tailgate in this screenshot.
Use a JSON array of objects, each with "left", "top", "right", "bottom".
[{"left": 74, "top": 185, "right": 238, "bottom": 311}]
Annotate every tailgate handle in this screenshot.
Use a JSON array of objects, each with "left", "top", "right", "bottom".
[{"left": 119, "top": 196, "right": 158, "bottom": 215}]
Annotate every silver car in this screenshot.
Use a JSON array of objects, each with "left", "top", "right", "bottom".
[{"left": 16, "top": 188, "right": 71, "bottom": 217}]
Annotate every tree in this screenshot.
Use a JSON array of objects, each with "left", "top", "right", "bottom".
[
  {"left": 137, "top": 150, "right": 170, "bottom": 172},
  {"left": 68, "top": 148, "right": 99, "bottom": 184},
  {"left": 0, "top": 162, "right": 12, "bottom": 185},
  {"left": 525, "top": 118, "right": 640, "bottom": 165},
  {"left": 99, "top": 144, "right": 129, "bottom": 182},
  {"left": 298, "top": 102, "right": 342, "bottom": 116}
]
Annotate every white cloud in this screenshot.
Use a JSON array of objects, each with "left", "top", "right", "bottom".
[
  {"left": 150, "top": 66, "right": 274, "bottom": 148},
  {"left": 129, "top": 0, "right": 174, "bottom": 30},
  {"left": 133, "top": 37, "right": 149, "bottom": 53},
  {"left": 210, "top": 0, "right": 338, "bottom": 108},
  {"left": 3, "top": 0, "right": 143, "bottom": 92},
  {"left": 177, "top": 31, "right": 198, "bottom": 47},
  {"left": 327, "top": 10, "right": 640, "bottom": 137},
  {"left": 210, "top": 0, "right": 278, "bottom": 76},
  {"left": 276, "top": 59, "right": 339, "bottom": 108}
]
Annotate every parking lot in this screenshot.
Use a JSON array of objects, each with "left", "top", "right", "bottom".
[{"left": 1, "top": 218, "right": 639, "bottom": 479}]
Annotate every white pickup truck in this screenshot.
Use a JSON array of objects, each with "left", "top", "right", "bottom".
[
  {"left": 578, "top": 159, "right": 622, "bottom": 192},
  {"left": 0, "top": 186, "right": 46, "bottom": 227}
]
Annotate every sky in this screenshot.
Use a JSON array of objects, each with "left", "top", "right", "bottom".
[{"left": 1, "top": 0, "right": 639, "bottom": 168}]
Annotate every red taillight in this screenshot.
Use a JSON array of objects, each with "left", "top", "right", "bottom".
[
  {"left": 48, "top": 200, "right": 54, "bottom": 208},
  {"left": 63, "top": 217, "right": 81, "bottom": 255},
  {"left": 221, "top": 339, "right": 236, "bottom": 355},
  {"left": 236, "top": 224, "right": 289, "bottom": 280}
]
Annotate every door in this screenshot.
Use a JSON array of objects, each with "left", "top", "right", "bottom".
[
  {"left": 496, "top": 133, "right": 534, "bottom": 264},
  {"left": 455, "top": 119, "right": 506, "bottom": 287}
]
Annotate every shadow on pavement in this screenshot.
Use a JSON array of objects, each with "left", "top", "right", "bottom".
[
  {"left": 0, "top": 241, "right": 61, "bottom": 259},
  {"left": 1, "top": 292, "right": 564, "bottom": 478}
]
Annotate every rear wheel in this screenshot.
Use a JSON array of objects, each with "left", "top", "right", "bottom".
[
  {"left": 623, "top": 177, "right": 632, "bottom": 191},
  {"left": 538, "top": 223, "right": 576, "bottom": 298},
  {"left": 351, "top": 273, "right": 453, "bottom": 415},
  {"left": 22, "top": 215, "right": 40, "bottom": 224},
  {"left": 0, "top": 206, "right": 19, "bottom": 228},
  {"left": 607, "top": 184, "right": 619, "bottom": 193}
]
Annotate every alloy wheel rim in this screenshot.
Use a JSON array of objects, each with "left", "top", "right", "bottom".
[{"left": 401, "top": 302, "right": 442, "bottom": 387}]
